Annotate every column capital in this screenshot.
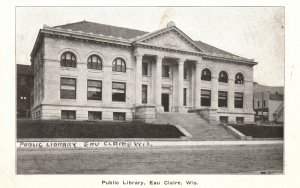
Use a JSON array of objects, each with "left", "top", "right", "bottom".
[
  {"left": 178, "top": 58, "right": 185, "bottom": 65},
  {"left": 156, "top": 55, "right": 164, "bottom": 61},
  {"left": 195, "top": 61, "right": 202, "bottom": 67},
  {"left": 134, "top": 53, "right": 143, "bottom": 60}
]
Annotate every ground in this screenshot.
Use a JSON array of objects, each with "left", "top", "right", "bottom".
[{"left": 17, "top": 144, "right": 283, "bottom": 174}]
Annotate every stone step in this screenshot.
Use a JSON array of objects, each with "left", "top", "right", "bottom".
[{"left": 154, "top": 112, "right": 237, "bottom": 141}]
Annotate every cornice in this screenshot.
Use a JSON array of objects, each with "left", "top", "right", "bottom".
[
  {"left": 134, "top": 43, "right": 257, "bottom": 66},
  {"left": 30, "top": 26, "right": 258, "bottom": 67}
]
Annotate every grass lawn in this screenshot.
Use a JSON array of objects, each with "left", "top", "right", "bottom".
[
  {"left": 17, "top": 120, "right": 184, "bottom": 139},
  {"left": 231, "top": 124, "right": 283, "bottom": 138}
]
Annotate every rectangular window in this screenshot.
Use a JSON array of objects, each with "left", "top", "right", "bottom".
[
  {"left": 257, "top": 101, "right": 260, "bottom": 108},
  {"left": 162, "top": 65, "right": 170, "bottom": 78},
  {"left": 236, "top": 117, "right": 244, "bottom": 124},
  {"left": 219, "top": 116, "right": 228, "bottom": 124},
  {"left": 88, "top": 111, "right": 102, "bottom": 121},
  {"left": 218, "top": 91, "right": 228, "bottom": 108},
  {"left": 20, "top": 76, "right": 27, "bottom": 86},
  {"left": 112, "top": 82, "right": 126, "bottom": 102},
  {"left": 234, "top": 92, "right": 244, "bottom": 108},
  {"left": 183, "top": 88, "right": 187, "bottom": 106},
  {"left": 142, "top": 62, "right": 148, "bottom": 76},
  {"left": 87, "top": 80, "right": 102, "bottom": 100},
  {"left": 263, "top": 100, "right": 266, "bottom": 108},
  {"left": 184, "top": 67, "right": 188, "bottom": 80},
  {"left": 61, "top": 110, "right": 76, "bottom": 120},
  {"left": 60, "top": 78, "right": 76, "bottom": 99},
  {"left": 113, "top": 112, "right": 126, "bottom": 121},
  {"left": 201, "top": 89, "right": 211, "bottom": 107},
  {"left": 142, "top": 85, "right": 147, "bottom": 104}
]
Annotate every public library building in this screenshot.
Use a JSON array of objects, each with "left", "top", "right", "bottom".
[{"left": 30, "top": 21, "right": 257, "bottom": 124}]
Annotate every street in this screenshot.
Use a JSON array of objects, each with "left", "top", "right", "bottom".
[{"left": 17, "top": 144, "right": 283, "bottom": 174}]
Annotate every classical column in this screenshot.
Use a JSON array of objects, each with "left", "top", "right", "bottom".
[
  {"left": 176, "top": 59, "right": 185, "bottom": 112},
  {"left": 155, "top": 55, "right": 164, "bottom": 112},
  {"left": 135, "top": 54, "right": 143, "bottom": 105},
  {"left": 194, "top": 61, "right": 201, "bottom": 108},
  {"left": 211, "top": 75, "right": 219, "bottom": 109}
]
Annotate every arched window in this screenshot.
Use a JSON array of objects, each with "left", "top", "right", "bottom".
[
  {"left": 61, "top": 52, "right": 76, "bottom": 68},
  {"left": 201, "top": 68, "right": 211, "bottom": 81},
  {"left": 235, "top": 73, "right": 244, "bottom": 84},
  {"left": 87, "top": 55, "right": 102, "bottom": 70},
  {"left": 218, "top": 71, "right": 228, "bottom": 83},
  {"left": 112, "top": 58, "right": 126, "bottom": 72}
]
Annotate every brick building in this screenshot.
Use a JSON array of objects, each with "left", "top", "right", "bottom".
[
  {"left": 253, "top": 83, "right": 284, "bottom": 123},
  {"left": 30, "top": 21, "right": 257, "bottom": 123},
  {"left": 17, "top": 64, "right": 33, "bottom": 119}
]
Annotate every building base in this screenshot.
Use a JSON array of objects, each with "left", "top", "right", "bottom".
[
  {"left": 135, "top": 105, "right": 156, "bottom": 123},
  {"left": 173, "top": 106, "right": 188, "bottom": 113}
]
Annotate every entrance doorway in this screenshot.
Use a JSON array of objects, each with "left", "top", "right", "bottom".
[{"left": 161, "top": 93, "right": 169, "bottom": 112}]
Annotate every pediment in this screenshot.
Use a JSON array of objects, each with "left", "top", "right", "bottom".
[{"left": 137, "top": 29, "right": 203, "bottom": 53}]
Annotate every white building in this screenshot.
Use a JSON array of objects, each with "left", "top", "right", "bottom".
[{"left": 31, "top": 21, "right": 257, "bottom": 124}]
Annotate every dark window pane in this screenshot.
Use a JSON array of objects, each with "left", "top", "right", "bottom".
[
  {"left": 112, "top": 58, "right": 126, "bottom": 72},
  {"left": 87, "top": 55, "right": 102, "bottom": 70},
  {"left": 219, "top": 71, "right": 228, "bottom": 83},
  {"left": 142, "top": 85, "right": 147, "bottom": 104},
  {"left": 61, "top": 52, "right": 76, "bottom": 68},
  {"left": 218, "top": 91, "right": 228, "bottom": 107},
  {"left": 113, "top": 112, "right": 126, "bottom": 120},
  {"left": 87, "top": 80, "right": 102, "bottom": 100},
  {"left": 234, "top": 92, "right": 244, "bottom": 108},
  {"left": 142, "top": 62, "right": 148, "bottom": 76},
  {"left": 88, "top": 111, "right": 102, "bottom": 121},
  {"left": 201, "top": 89, "right": 211, "bottom": 107},
  {"left": 201, "top": 68, "right": 211, "bottom": 81},
  {"left": 162, "top": 65, "right": 170, "bottom": 77},
  {"left": 184, "top": 67, "right": 188, "bottom": 80},
  {"left": 112, "top": 82, "right": 126, "bottom": 102},
  {"left": 61, "top": 110, "right": 76, "bottom": 120},
  {"left": 235, "top": 73, "right": 244, "bottom": 84},
  {"left": 220, "top": 116, "right": 228, "bottom": 124},
  {"left": 236, "top": 117, "right": 244, "bottom": 124},
  {"left": 61, "top": 78, "right": 76, "bottom": 99},
  {"left": 183, "top": 88, "right": 187, "bottom": 106}
]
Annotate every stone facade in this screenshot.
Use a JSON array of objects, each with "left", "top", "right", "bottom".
[{"left": 31, "top": 21, "right": 257, "bottom": 123}]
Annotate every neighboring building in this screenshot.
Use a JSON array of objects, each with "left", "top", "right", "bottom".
[
  {"left": 253, "top": 83, "right": 284, "bottom": 123},
  {"left": 30, "top": 20, "right": 257, "bottom": 123},
  {"left": 17, "top": 64, "right": 33, "bottom": 119}
]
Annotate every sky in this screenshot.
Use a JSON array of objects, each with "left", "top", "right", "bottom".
[{"left": 16, "top": 7, "right": 284, "bottom": 86}]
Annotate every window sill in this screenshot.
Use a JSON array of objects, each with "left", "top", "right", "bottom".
[
  {"left": 88, "top": 69, "right": 103, "bottom": 73},
  {"left": 60, "top": 99, "right": 76, "bottom": 101},
  {"left": 219, "top": 107, "right": 228, "bottom": 109},
  {"left": 219, "top": 82, "right": 228, "bottom": 86},
  {"left": 112, "top": 72, "right": 127, "bottom": 76},
  {"left": 60, "top": 67, "right": 77, "bottom": 71},
  {"left": 87, "top": 99, "right": 102, "bottom": 102},
  {"left": 112, "top": 101, "right": 126, "bottom": 103}
]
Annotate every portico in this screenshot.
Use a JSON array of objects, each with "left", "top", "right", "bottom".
[{"left": 134, "top": 51, "right": 202, "bottom": 113}]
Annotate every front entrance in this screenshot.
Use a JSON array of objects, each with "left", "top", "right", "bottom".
[{"left": 161, "top": 93, "right": 169, "bottom": 112}]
